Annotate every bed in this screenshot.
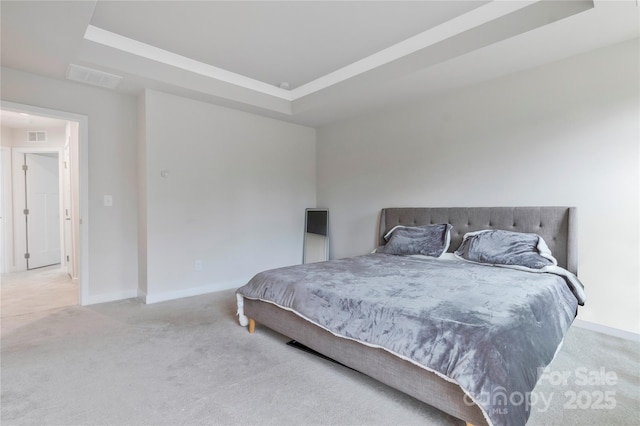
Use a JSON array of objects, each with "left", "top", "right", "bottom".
[{"left": 236, "top": 207, "right": 585, "bottom": 426}]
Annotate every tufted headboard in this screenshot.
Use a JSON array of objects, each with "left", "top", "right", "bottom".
[{"left": 379, "top": 207, "right": 578, "bottom": 275}]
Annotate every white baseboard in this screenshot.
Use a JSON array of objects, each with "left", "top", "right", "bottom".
[
  {"left": 83, "top": 289, "right": 138, "bottom": 306},
  {"left": 573, "top": 319, "right": 640, "bottom": 342},
  {"left": 140, "top": 280, "right": 244, "bottom": 304}
]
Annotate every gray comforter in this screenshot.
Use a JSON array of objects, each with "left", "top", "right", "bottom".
[{"left": 236, "top": 253, "right": 580, "bottom": 426}]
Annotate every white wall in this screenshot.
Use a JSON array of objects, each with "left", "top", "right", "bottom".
[
  {"left": 1, "top": 67, "right": 139, "bottom": 303},
  {"left": 317, "top": 39, "right": 639, "bottom": 334},
  {"left": 1, "top": 127, "right": 12, "bottom": 146},
  {"left": 1, "top": 69, "right": 316, "bottom": 305},
  {"left": 1, "top": 126, "right": 66, "bottom": 148},
  {"left": 0, "top": 128, "right": 14, "bottom": 273},
  {"left": 139, "top": 89, "right": 316, "bottom": 302}
]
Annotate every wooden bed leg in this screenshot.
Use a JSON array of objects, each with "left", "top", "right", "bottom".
[
  {"left": 248, "top": 318, "right": 256, "bottom": 334},
  {"left": 465, "top": 422, "right": 474, "bottom": 426}
]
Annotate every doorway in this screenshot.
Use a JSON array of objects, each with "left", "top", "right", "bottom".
[
  {"left": 23, "top": 152, "right": 61, "bottom": 270},
  {"left": 9, "top": 147, "right": 68, "bottom": 274},
  {"left": 0, "top": 101, "right": 87, "bottom": 308}
]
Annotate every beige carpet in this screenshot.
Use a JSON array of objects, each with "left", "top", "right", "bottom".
[
  {"left": 1, "top": 265, "right": 77, "bottom": 319},
  {"left": 1, "top": 289, "right": 638, "bottom": 425}
]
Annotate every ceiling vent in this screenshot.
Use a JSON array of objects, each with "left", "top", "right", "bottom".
[
  {"left": 27, "top": 131, "right": 47, "bottom": 142},
  {"left": 66, "top": 64, "right": 123, "bottom": 89}
]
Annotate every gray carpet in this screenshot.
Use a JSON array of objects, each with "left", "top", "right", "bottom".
[
  {"left": 1, "top": 289, "right": 638, "bottom": 425},
  {"left": 1, "top": 266, "right": 77, "bottom": 319}
]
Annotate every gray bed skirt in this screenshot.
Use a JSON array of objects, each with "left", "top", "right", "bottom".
[{"left": 243, "top": 298, "right": 488, "bottom": 425}]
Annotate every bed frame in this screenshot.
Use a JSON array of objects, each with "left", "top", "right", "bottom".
[{"left": 240, "top": 207, "right": 577, "bottom": 426}]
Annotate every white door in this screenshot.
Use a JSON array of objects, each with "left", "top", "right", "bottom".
[{"left": 25, "top": 153, "right": 61, "bottom": 269}]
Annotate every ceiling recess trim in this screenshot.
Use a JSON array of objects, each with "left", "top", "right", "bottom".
[
  {"left": 291, "top": 0, "right": 537, "bottom": 99},
  {"left": 84, "top": 25, "right": 293, "bottom": 100},
  {"left": 84, "top": 0, "right": 538, "bottom": 102}
]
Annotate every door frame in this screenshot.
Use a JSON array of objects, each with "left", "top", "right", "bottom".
[
  {"left": 0, "top": 146, "right": 11, "bottom": 274},
  {"left": 1, "top": 101, "right": 89, "bottom": 305}
]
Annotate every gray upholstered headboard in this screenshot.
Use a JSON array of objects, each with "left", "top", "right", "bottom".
[{"left": 379, "top": 207, "right": 577, "bottom": 275}]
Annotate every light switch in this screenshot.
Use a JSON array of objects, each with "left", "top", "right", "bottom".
[{"left": 104, "top": 195, "right": 113, "bottom": 207}]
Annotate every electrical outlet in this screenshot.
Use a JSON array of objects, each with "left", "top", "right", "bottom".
[{"left": 194, "top": 260, "right": 203, "bottom": 271}]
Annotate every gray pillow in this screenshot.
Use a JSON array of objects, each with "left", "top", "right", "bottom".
[
  {"left": 454, "top": 229, "right": 556, "bottom": 269},
  {"left": 379, "top": 224, "right": 452, "bottom": 257}
]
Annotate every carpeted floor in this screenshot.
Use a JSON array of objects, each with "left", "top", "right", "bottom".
[
  {"left": 1, "top": 265, "right": 77, "bottom": 320},
  {"left": 1, "top": 288, "right": 638, "bottom": 425}
]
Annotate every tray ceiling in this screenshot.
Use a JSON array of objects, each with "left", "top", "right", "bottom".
[{"left": 1, "top": 1, "right": 638, "bottom": 126}]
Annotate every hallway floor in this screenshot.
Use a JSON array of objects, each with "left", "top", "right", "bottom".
[{"left": 1, "top": 266, "right": 77, "bottom": 329}]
